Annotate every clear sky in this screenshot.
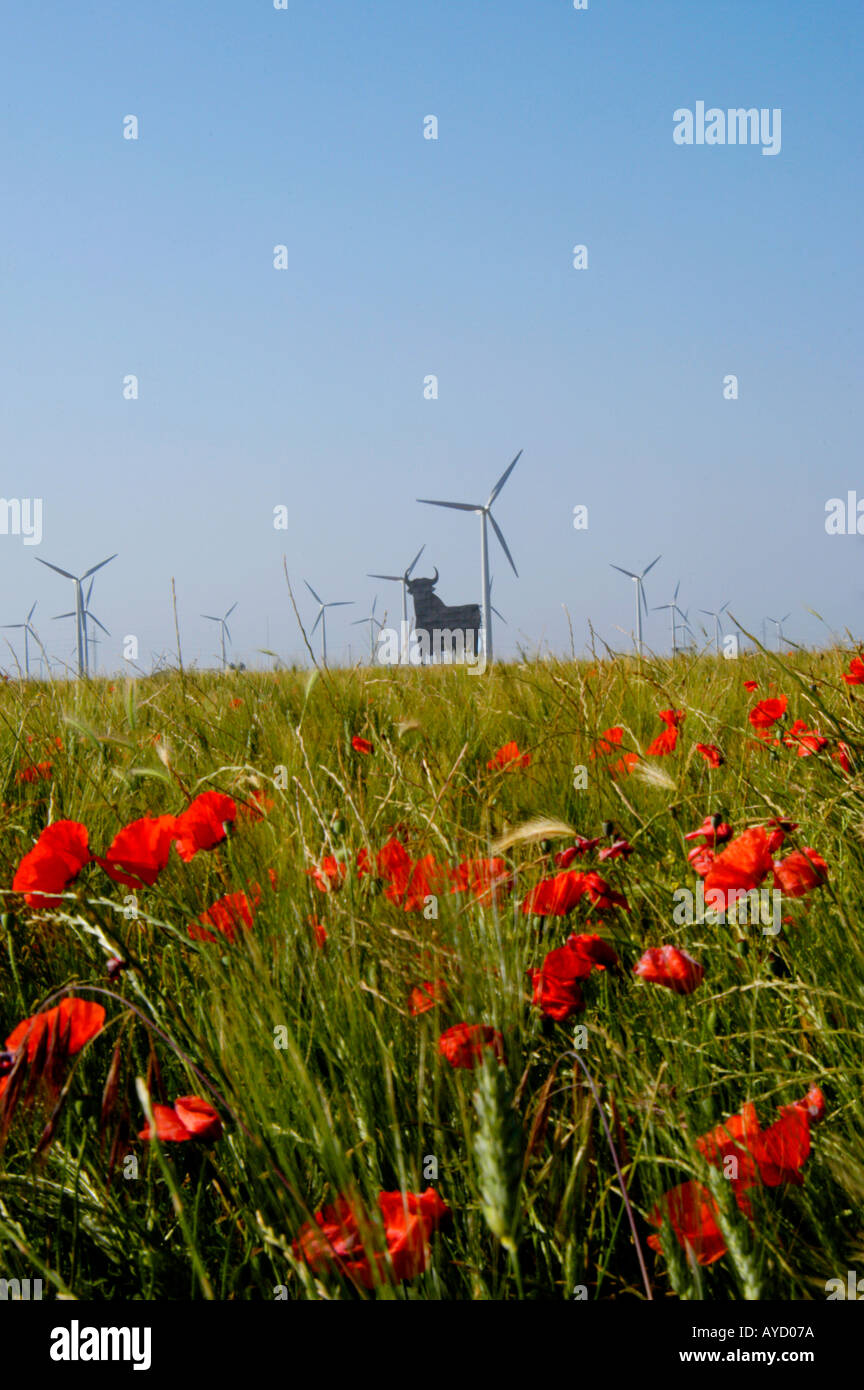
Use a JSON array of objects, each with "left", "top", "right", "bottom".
[{"left": 2, "top": 0, "right": 862, "bottom": 672}]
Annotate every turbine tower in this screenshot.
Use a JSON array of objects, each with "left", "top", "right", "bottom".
[
  {"left": 767, "top": 614, "right": 790, "bottom": 650},
  {"left": 418, "top": 449, "right": 522, "bottom": 664},
  {"left": 304, "top": 581, "right": 352, "bottom": 667},
  {"left": 2, "top": 602, "right": 42, "bottom": 678},
  {"left": 36, "top": 554, "right": 117, "bottom": 678},
  {"left": 202, "top": 603, "right": 237, "bottom": 671},
  {"left": 699, "top": 601, "right": 730, "bottom": 654},
  {"left": 653, "top": 580, "right": 688, "bottom": 657},
  {"left": 367, "top": 545, "right": 425, "bottom": 664},
  {"left": 610, "top": 555, "right": 661, "bottom": 656},
  {"left": 351, "top": 596, "right": 384, "bottom": 662}
]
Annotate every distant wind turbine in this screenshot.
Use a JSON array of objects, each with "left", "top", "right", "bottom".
[
  {"left": 351, "top": 595, "right": 384, "bottom": 661},
  {"left": 653, "top": 580, "right": 688, "bottom": 657},
  {"left": 418, "top": 448, "right": 522, "bottom": 664},
  {"left": 610, "top": 555, "right": 661, "bottom": 655},
  {"left": 304, "top": 581, "right": 353, "bottom": 667},
  {"left": 767, "top": 613, "right": 790, "bottom": 650},
  {"left": 699, "top": 601, "right": 730, "bottom": 653},
  {"left": 202, "top": 603, "right": 237, "bottom": 671},
  {"left": 2, "top": 602, "right": 43, "bottom": 678},
  {"left": 368, "top": 545, "right": 425, "bottom": 663},
  {"left": 36, "top": 554, "right": 117, "bottom": 678}
]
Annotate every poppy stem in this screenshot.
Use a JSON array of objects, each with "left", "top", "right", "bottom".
[{"left": 568, "top": 1050, "right": 653, "bottom": 1301}]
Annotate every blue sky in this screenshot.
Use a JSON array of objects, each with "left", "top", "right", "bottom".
[{"left": 2, "top": 0, "right": 862, "bottom": 671}]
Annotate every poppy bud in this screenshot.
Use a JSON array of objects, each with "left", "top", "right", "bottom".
[
  {"left": 602, "top": 821, "right": 614, "bottom": 839},
  {"left": 709, "top": 813, "right": 723, "bottom": 830},
  {"left": 331, "top": 815, "right": 347, "bottom": 837},
  {"left": 539, "top": 839, "right": 552, "bottom": 855},
  {"left": 0, "top": 1050, "right": 15, "bottom": 1077},
  {"left": 107, "top": 956, "right": 126, "bottom": 980}
]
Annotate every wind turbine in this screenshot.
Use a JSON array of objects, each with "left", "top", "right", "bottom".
[
  {"left": 367, "top": 545, "right": 425, "bottom": 664},
  {"left": 610, "top": 555, "right": 661, "bottom": 655},
  {"left": 767, "top": 614, "right": 790, "bottom": 650},
  {"left": 304, "top": 581, "right": 353, "bottom": 667},
  {"left": 418, "top": 449, "right": 522, "bottom": 664},
  {"left": 2, "top": 602, "right": 42, "bottom": 678},
  {"left": 36, "top": 554, "right": 117, "bottom": 678},
  {"left": 202, "top": 603, "right": 237, "bottom": 671},
  {"left": 699, "top": 601, "right": 730, "bottom": 653},
  {"left": 351, "top": 596, "right": 384, "bottom": 662},
  {"left": 653, "top": 580, "right": 688, "bottom": 657}
]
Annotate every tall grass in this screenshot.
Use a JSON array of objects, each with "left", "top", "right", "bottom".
[{"left": 0, "top": 646, "right": 862, "bottom": 1299}]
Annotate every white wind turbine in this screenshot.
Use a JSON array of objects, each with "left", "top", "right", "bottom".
[
  {"left": 653, "top": 580, "right": 688, "bottom": 657},
  {"left": 417, "top": 449, "right": 522, "bottom": 664},
  {"left": 610, "top": 555, "right": 661, "bottom": 655},
  {"left": 367, "top": 545, "right": 425, "bottom": 664},
  {"left": 2, "top": 601, "right": 44, "bottom": 678},
  {"left": 351, "top": 596, "right": 385, "bottom": 662},
  {"left": 767, "top": 613, "right": 790, "bottom": 650},
  {"left": 36, "top": 554, "right": 117, "bottom": 678},
  {"left": 304, "top": 581, "right": 353, "bottom": 667},
  {"left": 202, "top": 602, "right": 237, "bottom": 671},
  {"left": 699, "top": 601, "right": 730, "bottom": 653}
]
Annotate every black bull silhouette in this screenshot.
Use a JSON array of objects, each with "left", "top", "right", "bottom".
[{"left": 405, "top": 570, "right": 482, "bottom": 658}]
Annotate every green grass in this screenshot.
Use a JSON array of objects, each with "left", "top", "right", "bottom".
[{"left": 0, "top": 646, "right": 863, "bottom": 1300}]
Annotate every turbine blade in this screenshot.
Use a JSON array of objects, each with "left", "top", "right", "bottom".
[
  {"left": 641, "top": 554, "right": 662, "bottom": 579},
  {"left": 417, "top": 499, "right": 481, "bottom": 511},
  {"left": 52, "top": 611, "right": 76, "bottom": 620},
  {"left": 36, "top": 558, "right": 76, "bottom": 580},
  {"left": 405, "top": 544, "right": 425, "bottom": 578},
  {"left": 491, "top": 605, "right": 507, "bottom": 623},
  {"left": 27, "top": 602, "right": 37, "bottom": 621},
  {"left": 610, "top": 564, "right": 638, "bottom": 580},
  {"left": 225, "top": 603, "right": 238, "bottom": 619},
  {"left": 202, "top": 614, "right": 220, "bottom": 622},
  {"left": 81, "top": 554, "right": 118, "bottom": 581},
  {"left": 488, "top": 512, "right": 518, "bottom": 577},
  {"left": 85, "top": 612, "right": 110, "bottom": 636},
  {"left": 310, "top": 611, "right": 322, "bottom": 636},
  {"left": 367, "top": 573, "right": 402, "bottom": 582},
  {"left": 487, "top": 449, "right": 523, "bottom": 507},
  {"left": 304, "top": 580, "right": 323, "bottom": 605}
]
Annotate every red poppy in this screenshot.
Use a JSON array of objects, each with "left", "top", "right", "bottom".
[
  {"left": 409, "top": 979, "right": 448, "bottom": 1015},
  {"left": 688, "top": 844, "right": 715, "bottom": 877},
  {"left": 611, "top": 752, "right": 640, "bottom": 778},
  {"left": 645, "top": 727, "right": 679, "bottom": 757},
  {"left": 309, "top": 917, "right": 328, "bottom": 947},
  {"left": 555, "top": 836, "right": 602, "bottom": 866},
  {"left": 697, "top": 1086, "right": 824, "bottom": 1192},
  {"left": 569, "top": 933, "right": 619, "bottom": 970},
  {"left": 597, "top": 838, "right": 633, "bottom": 862},
  {"left": 772, "top": 847, "right": 828, "bottom": 899},
  {"left": 764, "top": 817, "right": 798, "bottom": 854},
  {"left": 306, "top": 856, "right": 348, "bottom": 894},
  {"left": 486, "top": 741, "right": 530, "bottom": 771},
  {"left": 173, "top": 791, "right": 237, "bottom": 862},
  {"left": 293, "top": 1187, "right": 450, "bottom": 1289},
  {"left": 659, "top": 708, "right": 686, "bottom": 729},
  {"left": 590, "top": 727, "right": 624, "bottom": 759},
  {"left": 12, "top": 820, "right": 91, "bottom": 907},
  {"left": 783, "top": 719, "right": 828, "bottom": 756},
  {"left": 685, "top": 816, "right": 733, "bottom": 847},
  {"left": 528, "top": 940, "right": 592, "bottom": 1020},
  {"left": 633, "top": 945, "right": 704, "bottom": 995},
  {"left": 748, "top": 695, "right": 788, "bottom": 736},
  {"left": 16, "top": 761, "right": 52, "bottom": 784},
  {"left": 5, "top": 997, "right": 105, "bottom": 1061},
  {"left": 522, "top": 870, "right": 587, "bottom": 917},
  {"left": 582, "top": 871, "right": 630, "bottom": 913},
  {"left": 833, "top": 741, "right": 852, "bottom": 774},
  {"left": 357, "top": 836, "right": 413, "bottom": 880},
  {"left": 189, "top": 888, "right": 260, "bottom": 944},
  {"left": 96, "top": 815, "right": 178, "bottom": 888},
  {"left": 351, "top": 735, "right": 374, "bottom": 756},
  {"left": 138, "top": 1094, "right": 222, "bottom": 1143},
  {"left": 647, "top": 1180, "right": 733, "bottom": 1266},
  {"left": 695, "top": 743, "right": 724, "bottom": 768},
  {"left": 743, "top": 680, "right": 759, "bottom": 693},
  {"left": 841, "top": 657, "right": 864, "bottom": 685},
  {"left": 438, "top": 1023, "right": 505, "bottom": 1069},
  {"left": 229, "top": 698, "right": 243, "bottom": 709},
  {"left": 450, "top": 857, "right": 512, "bottom": 903},
  {"left": 384, "top": 855, "right": 453, "bottom": 912},
  {"left": 703, "top": 826, "right": 773, "bottom": 913},
  {"left": 238, "top": 789, "right": 274, "bottom": 823}
]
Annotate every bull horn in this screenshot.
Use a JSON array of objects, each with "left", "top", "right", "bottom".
[{"left": 431, "top": 567, "right": 439, "bottom": 585}]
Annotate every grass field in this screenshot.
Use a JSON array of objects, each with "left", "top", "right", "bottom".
[{"left": 1, "top": 645, "right": 863, "bottom": 1301}]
